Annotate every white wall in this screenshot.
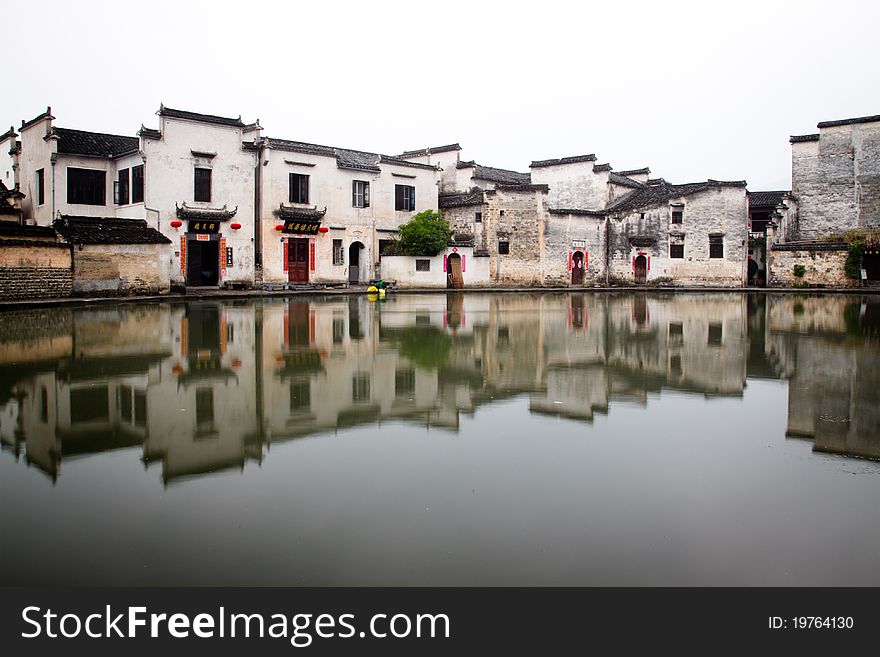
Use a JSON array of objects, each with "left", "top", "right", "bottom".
[
  {"left": 144, "top": 115, "right": 257, "bottom": 286},
  {"left": 531, "top": 161, "right": 609, "bottom": 210},
  {"left": 260, "top": 142, "right": 440, "bottom": 284},
  {"left": 379, "top": 247, "right": 489, "bottom": 288}
]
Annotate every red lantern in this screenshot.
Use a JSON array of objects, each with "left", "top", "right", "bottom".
[
  {"left": 318, "top": 226, "right": 329, "bottom": 233},
  {"left": 231, "top": 223, "right": 241, "bottom": 230},
  {"left": 170, "top": 220, "right": 183, "bottom": 229},
  {"left": 275, "top": 224, "right": 284, "bottom": 231}
]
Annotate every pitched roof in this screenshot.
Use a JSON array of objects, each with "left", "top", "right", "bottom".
[
  {"left": 790, "top": 133, "right": 820, "bottom": 143},
  {"left": 0, "top": 222, "right": 55, "bottom": 238},
  {"left": 439, "top": 190, "right": 485, "bottom": 208},
  {"left": 617, "top": 167, "right": 650, "bottom": 176},
  {"left": 175, "top": 202, "right": 237, "bottom": 221},
  {"left": 457, "top": 161, "right": 531, "bottom": 185},
  {"left": 54, "top": 216, "right": 171, "bottom": 245},
  {"left": 592, "top": 163, "right": 612, "bottom": 173},
  {"left": 609, "top": 172, "right": 644, "bottom": 189},
  {"left": 0, "top": 127, "right": 16, "bottom": 143},
  {"left": 53, "top": 127, "right": 139, "bottom": 158},
  {"left": 817, "top": 113, "right": 880, "bottom": 129},
  {"left": 158, "top": 105, "right": 245, "bottom": 128},
  {"left": 548, "top": 208, "right": 606, "bottom": 216},
  {"left": 20, "top": 107, "right": 54, "bottom": 131},
  {"left": 748, "top": 190, "right": 788, "bottom": 208},
  {"left": 606, "top": 179, "right": 746, "bottom": 213},
  {"left": 398, "top": 143, "right": 461, "bottom": 157},
  {"left": 138, "top": 125, "right": 161, "bottom": 140},
  {"left": 530, "top": 154, "right": 596, "bottom": 168},
  {"left": 267, "top": 137, "right": 437, "bottom": 173},
  {"left": 0, "top": 180, "right": 25, "bottom": 200}
]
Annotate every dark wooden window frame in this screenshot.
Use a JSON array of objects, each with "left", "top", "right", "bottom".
[
  {"left": 498, "top": 240, "right": 510, "bottom": 255},
  {"left": 67, "top": 167, "right": 106, "bottom": 206},
  {"left": 670, "top": 244, "right": 684, "bottom": 258},
  {"left": 131, "top": 164, "right": 144, "bottom": 203},
  {"left": 709, "top": 235, "right": 724, "bottom": 259},
  {"left": 395, "top": 184, "right": 416, "bottom": 211},
  {"left": 36, "top": 168, "right": 45, "bottom": 205},
  {"left": 289, "top": 173, "right": 309, "bottom": 204},
  {"left": 194, "top": 167, "right": 212, "bottom": 203},
  {"left": 352, "top": 180, "right": 370, "bottom": 208}
]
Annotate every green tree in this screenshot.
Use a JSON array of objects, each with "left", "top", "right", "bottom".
[{"left": 393, "top": 210, "right": 452, "bottom": 256}]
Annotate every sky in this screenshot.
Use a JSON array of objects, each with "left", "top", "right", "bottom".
[{"left": 6, "top": 0, "right": 879, "bottom": 190}]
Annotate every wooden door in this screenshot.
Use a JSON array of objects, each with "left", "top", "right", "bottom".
[
  {"left": 288, "top": 239, "right": 309, "bottom": 284},
  {"left": 448, "top": 254, "right": 464, "bottom": 289},
  {"left": 634, "top": 255, "right": 647, "bottom": 285},
  {"left": 571, "top": 251, "right": 584, "bottom": 285}
]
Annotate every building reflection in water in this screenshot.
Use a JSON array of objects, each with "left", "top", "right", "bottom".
[{"left": 1, "top": 292, "right": 878, "bottom": 485}]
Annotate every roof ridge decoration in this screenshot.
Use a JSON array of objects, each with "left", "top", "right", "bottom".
[
  {"left": 530, "top": 154, "right": 597, "bottom": 168},
  {"left": 159, "top": 105, "right": 246, "bottom": 128},
  {"left": 378, "top": 154, "right": 438, "bottom": 171},
  {"left": 20, "top": 107, "right": 54, "bottom": 131},
  {"left": 175, "top": 202, "right": 238, "bottom": 220},
  {"left": 139, "top": 125, "right": 161, "bottom": 140},
  {"left": 548, "top": 208, "right": 607, "bottom": 216}
]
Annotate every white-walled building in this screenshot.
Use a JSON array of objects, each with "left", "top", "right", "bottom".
[{"left": 257, "top": 137, "right": 439, "bottom": 286}]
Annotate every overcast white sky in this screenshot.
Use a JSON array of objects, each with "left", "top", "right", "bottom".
[{"left": 6, "top": 0, "right": 879, "bottom": 190}]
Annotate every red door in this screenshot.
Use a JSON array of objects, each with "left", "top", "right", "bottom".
[
  {"left": 634, "top": 255, "right": 647, "bottom": 285},
  {"left": 288, "top": 239, "right": 309, "bottom": 284}
]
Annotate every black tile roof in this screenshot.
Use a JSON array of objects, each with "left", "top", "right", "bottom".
[
  {"left": 54, "top": 216, "right": 171, "bottom": 245},
  {"left": 748, "top": 190, "right": 788, "bottom": 208},
  {"left": 138, "top": 125, "right": 161, "bottom": 140},
  {"left": 817, "top": 114, "right": 880, "bottom": 129},
  {"left": 548, "top": 208, "right": 606, "bottom": 216},
  {"left": 175, "top": 202, "right": 238, "bottom": 221},
  {"left": 53, "top": 127, "right": 139, "bottom": 158},
  {"left": 0, "top": 237, "right": 67, "bottom": 248},
  {"left": 399, "top": 143, "right": 461, "bottom": 157},
  {"left": 158, "top": 105, "right": 245, "bottom": 128},
  {"left": 790, "top": 133, "right": 820, "bottom": 143},
  {"left": 273, "top": 205, "right": 327, "bottom": 221},
  {"left": 456, "top": 161, "right": 531, "bottom": 185},
  {"left": 268, "top": 137, "right": 437, "bottom": 173},
  {"left": 0, "top": 127, "right": 15, "bottom": 143},
  {"left": 592, "top": 163, "right": 612, "bottom": 173},
  {"left": 20, "top": 107, "right": 53, "bottom": 131},
  {"left": 606, "top": 179, "right": 746, "bottom": 213},
  {"left": 0, "top": 180, "right": 25, "bottom": 201},
  {"left": 378, "top": 155, "right": 438, "bottom": 171},
  {"left": 0, "top": 222, "right": 55, "bottom": 238},
  {"left": 439, "top": 190, "right": 485, "bottom": 208},
  {"left": 617, "top": 167, "right": 650, "bottom": 176},
  {"left": 530, "top": 154, "right": 596, "bottom": 168},
  {"left": 609, "top": 172, "right": 644, "bottom": 189}
]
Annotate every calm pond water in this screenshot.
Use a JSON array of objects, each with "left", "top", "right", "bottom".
[{"left": 1, "top": 292, "right": 879, "bottom": 586}]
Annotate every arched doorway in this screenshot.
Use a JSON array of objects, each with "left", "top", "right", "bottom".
[
  {"left": 634, "top": 255, "right": 647, "bottom": 285},
  {"left": 348, "top": 242, "right": 364, "bottom": 284},
  {"left": 447, "top": 253, "right": 463, "bottom": 289},
  {"left": 571, "top": 251, "right": 584, "bottom": 285}
]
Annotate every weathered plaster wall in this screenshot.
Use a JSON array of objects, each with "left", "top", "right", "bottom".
[
  {"left": 379, "top": 248, "right": 489, "bottom": 288},
  {"left": 18, "top": 116, "right": 55, "bottom": 224},
  {"left": 792, "top": 121, "right": 880, "bottom": 238},
  {"left": 767, "top": 244, "right": 853, "bottom": 287},
  {"left": 543, "top": 213, "right": 607, "bottom": 285},
  {"left": 73, "top": 243, "right": 171, "bottom": 295},
  {"left": 607, "top": 185, "right": 747, "bottom": 286},
  {"left": 483, "top": 187, "right": 547, "bottom": 286},
  {"left": 144, "top": 116, "right": 257, "bottom": 286},
  {"left": 530, "top": 162, "right": 608, "bottom": 210}
]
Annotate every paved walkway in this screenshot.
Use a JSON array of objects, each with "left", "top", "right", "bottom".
[{"left": 1, "top": 284, "right": 878, "bottom": 311}]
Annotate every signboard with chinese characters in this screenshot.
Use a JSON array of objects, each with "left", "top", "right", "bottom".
[
  {"left": 572, "top": 240, "right": 586, "bottom": 249},
  {"left": 188, "top": 220, "right": 220, "bottom": 234},
  {"left": 281, "top": 220, "right": 321, "bottom": 235}
]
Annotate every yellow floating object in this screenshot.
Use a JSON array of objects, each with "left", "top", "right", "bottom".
[{"left": 367, "top": 285, "right": 379, "bottom": 293}]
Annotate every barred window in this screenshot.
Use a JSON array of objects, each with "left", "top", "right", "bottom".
[{"left": 416, "top": 259, "right": 430, "bottom": 271}]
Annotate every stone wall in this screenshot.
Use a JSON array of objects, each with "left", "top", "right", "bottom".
[
  {"left": 483, "top": 186, "right": 548, "bottom": 285},
  {"left": 73, "top": 244, "right": 171, "bottom": 295},
  {"left": 767, "top": 243, "right": 854, "bottom": 287},
  {"left": 0, "top": 242, "right": 72, "bottom": 300},
  {"left": 543, "top": 212, "right": 607, "bottom": 285},
  {"left": 607, "top": 184, "right": 747, "bottom": 286},
  {"left": 791, "top": 120, "right": 880, "bottom": 238}
]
